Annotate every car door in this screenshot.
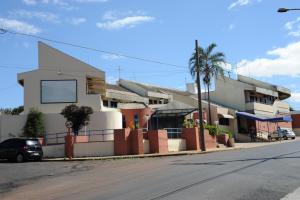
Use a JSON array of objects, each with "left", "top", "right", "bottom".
[{"left": 0, "top": 139, "right": 13, "bottom": 158}]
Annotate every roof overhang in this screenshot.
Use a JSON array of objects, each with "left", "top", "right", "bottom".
[
  {"left": 218, "top": 113, "right": 234, "bottom": 119},
  {"left": 236, "top": 112, "right": 292, "bottom": 122}
]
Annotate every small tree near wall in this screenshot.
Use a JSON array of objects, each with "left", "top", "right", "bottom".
[
  {"left": 23, "top": 108, "right": 45, "bottom": 138},
  {"left": 61, "top": 104, "right": 93, "bottom": 135}
]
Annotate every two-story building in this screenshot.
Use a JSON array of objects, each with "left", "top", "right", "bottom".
[{"left": 207, "top": 75, "right": 292, "bottom": 137}]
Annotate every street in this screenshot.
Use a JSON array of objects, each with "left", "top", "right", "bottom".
[{"left": 1, "top": 141, "right": 300, "bottom": 200}]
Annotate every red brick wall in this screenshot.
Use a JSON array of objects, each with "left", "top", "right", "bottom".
[
  {"left": 148, "top": 130, "right": 168, "bottom": 154},
  {"left": 114, "top": 128, "right": 131, "bottom": 155},
  {"left": 130, "top": 129, "right": 144, "bottom": 154},
  {"left": 201, "top": 130, "right": 217, "bottom": 149},
  {"left": 182, "top": 128, "right": 200, "bottom": 150},
  {"left": 255, "top": 121, "right": 292, "bottom": 133},
  {"left": 292, "top": 114, "right": 300, "bottom": 129},
  {"left": 121, "top": 108, "right": 152, "bottom": 129}
]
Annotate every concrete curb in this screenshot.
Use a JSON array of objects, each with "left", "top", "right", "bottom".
[{"left": 43, "top": 147, "right": 239, "bottom": 162}]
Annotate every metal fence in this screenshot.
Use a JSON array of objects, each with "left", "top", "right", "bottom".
[
  {"left": 44, "top": 129, "right": 115, "bottom": 145},
  {"left": 164, "top": 128, "right": 182, "bottom": 139}
]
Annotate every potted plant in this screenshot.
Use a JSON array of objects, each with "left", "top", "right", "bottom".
[{"left": 226, "top": 131, "right": 235, "bottom": 147}]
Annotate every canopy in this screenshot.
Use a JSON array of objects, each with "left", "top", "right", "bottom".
[
  {"left": 218, "top": 113, "right": 234, "bottom": 119},
  {"left": 236, "top": 112, "right": 292, "bottom": 122}
]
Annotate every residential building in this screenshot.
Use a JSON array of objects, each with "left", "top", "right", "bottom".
[{"left": 206, "top": 75, "right": 292, "bottom": 137}]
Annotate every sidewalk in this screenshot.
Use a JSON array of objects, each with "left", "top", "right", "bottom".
[{"left": 43, "top": 138, "right": 300, "bottom": 162}]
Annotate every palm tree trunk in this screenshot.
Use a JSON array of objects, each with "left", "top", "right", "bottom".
[{"left": 207, "top": 84, "right": 212, "bottom": 125}]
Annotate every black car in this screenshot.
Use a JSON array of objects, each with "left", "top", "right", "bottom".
[{"left": 0, "top": 138, "right": 43, "bottom": 162}]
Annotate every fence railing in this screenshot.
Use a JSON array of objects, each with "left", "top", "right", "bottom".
[
  {"left": 44, "top": 129, "right": 115, "bottom": 145},
  {"left": 164, "top": 128, "right": 182, "bottom": 139}
]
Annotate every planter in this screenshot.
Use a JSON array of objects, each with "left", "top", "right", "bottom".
[
  {"left": 217, "top": 134, "right": 229, "bottom": 145},
  {"left": 75, "top": 135, "right": 89, "bottom": 143},
  {"left": 227, "top": 138, "right": 235, "bottom": 147},
  {"left": 38, "top": 137, "right": 45, "bottom": 146}
]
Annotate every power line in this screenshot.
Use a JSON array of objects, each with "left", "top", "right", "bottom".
[
  {"left": 0, "top": 28, "right": 238, "bottom": 74},
  {"left": 0, "top": 28, "right": 186, "bottom": 69}
]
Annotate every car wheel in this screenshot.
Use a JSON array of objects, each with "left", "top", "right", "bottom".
[
  {"left": 284, "top": 136, "right": 288, "bottom": 140},
  {"left": 292, "top": 137, "right": 295, "bottom": 140},
  {"left": 15, "top": 154, "right": 24, "bottom": 163}
]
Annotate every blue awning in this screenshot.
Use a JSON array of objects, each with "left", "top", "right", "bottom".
[{"left": 236, "top": 112, "right": 292, "bottom": 122}]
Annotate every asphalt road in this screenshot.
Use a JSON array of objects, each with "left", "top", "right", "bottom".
[{"left": 1, "top": 141, "right": 300, "bottom": 200}]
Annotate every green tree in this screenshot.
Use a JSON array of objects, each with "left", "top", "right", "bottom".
[
  {"left": 61, "top": 104, "right": 93, "bottom": 135},
  {"left": 0, "top": 106, "right": 24, "bottom": 115},
  {"left": 23, "top": 108, "right": 45, "bottom": 138},
  {"left": 189, "top": 43, "right": 226, "bottom": 125}
]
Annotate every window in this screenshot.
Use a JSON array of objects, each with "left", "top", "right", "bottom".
[
  {"left": 110, "top": 101, "right": 118, "bottom": 108},
  {"left": 103, "top": 100, "right": 108, "bottom": 107},
  {"left": 41, "top": 80, "right": 77, "bottom": 103},
  {"left": 219, "top": 118, "right": 229, "bottom": 126},
  {"left": 134, "top": 114, "right": 139, "bottom": 128}
]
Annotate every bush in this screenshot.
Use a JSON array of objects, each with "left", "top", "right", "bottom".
[
  {"left": 61, "top": 104, "right": 93, "bottom": 135},
  {"left": 23, "top": 108, "right": 45, "bottom": 138},
  {"left": 204, "top": 124, "right": 218, "bottom": 136},
  {"left": 219, "top": 129, "right": 233, "bottom": 138}
]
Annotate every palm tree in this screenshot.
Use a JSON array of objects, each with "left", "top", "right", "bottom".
[{"left": 189, "top": 43, "right": 225, "bottom": 125}]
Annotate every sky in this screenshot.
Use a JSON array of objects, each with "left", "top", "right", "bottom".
[{"left": 0, "top": 0, "right": 300, "bottom": 110}]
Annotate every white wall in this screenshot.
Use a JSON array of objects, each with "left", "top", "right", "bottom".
[
  {"left": 18, "top": 42, "right": 105, "bottom": 114},
  {"left": 168, "top": 139, "right": 186, "bottom": 152},
  {"left": 43, "top": 144, "right": 65, "bottom": 158},
  {"left": 0, "top": 111, "right": 122, "bottom": 142},
  {"left": 143, "top": 139, "right": 150, "bottom": 154},
  {"left": 74, "top": 141, "right": 114, "bottom": 157}
]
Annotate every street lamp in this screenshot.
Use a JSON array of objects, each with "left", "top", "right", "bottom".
[{"left": 278, "top": 8, "right": 300, "bottom": 13}]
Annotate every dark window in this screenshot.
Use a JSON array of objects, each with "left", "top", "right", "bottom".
[
  {"left": 219, "top": 118, "right": 229, "bottom": 126},
  {"left": 122, "top": 115, "right": 126, "bottom": 128},
  {"left": 110, "top": 101, "right": 118, "bottom": 108},
  {"left": 134, "top": 114, "right": 139, "bottom": 128},
  {"left": 103, "top": 100, "right": 108, "bottom": 107}
]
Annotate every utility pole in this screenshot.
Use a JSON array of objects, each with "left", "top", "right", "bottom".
[{"left": 195, "top": 40, "right": 206, "bottom": 151}]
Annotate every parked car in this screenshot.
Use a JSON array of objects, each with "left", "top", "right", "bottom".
[
  {"left": 0, "top": 138, "right": 43, "bottom": 162},
  {"left": 281, "top": 128, "right": 296, "bottom": 140},
  {"left": 268, "top": 131, "right": 282, "bottom": 141}
]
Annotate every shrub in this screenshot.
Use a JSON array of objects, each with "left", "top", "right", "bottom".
[
  {"left": 23, "top": 108, "right": 45, "bottom": 138},
  {"left": 61, "top": 104, "right": 93, "bottom": 135},
  {"left": 204, "top": 124, "right": 218, "bottom": 136}
]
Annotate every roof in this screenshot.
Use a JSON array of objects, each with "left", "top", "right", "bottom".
[{"left": 152, "top": 101, "right": 196, "bottom": 117}]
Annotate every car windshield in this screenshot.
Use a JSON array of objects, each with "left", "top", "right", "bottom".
[{"left": 26, "top": 140, "right": 39, "bottom": 146}]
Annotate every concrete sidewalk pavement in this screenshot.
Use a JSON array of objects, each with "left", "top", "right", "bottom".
[{"left": 43, "top": 137, "right": 300, "bottom": 162}]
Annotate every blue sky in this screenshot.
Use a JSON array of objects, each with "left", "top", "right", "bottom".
[{"left": 0, "top": 0, "right": 300, "bottom": 110}]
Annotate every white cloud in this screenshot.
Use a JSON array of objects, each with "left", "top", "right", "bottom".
[
  {"left": 0, "top": 17, "right": 41, "bottom": 34},
  {"left": 96, "top": 15, "right": 154, "bottom": 30},
  {"left": 22, "top": 0, "right": 37, "bottom": 5},
  {"left": 68, "top": 17, "right": 86, "bottom": 25},
  {"left": 228, "top": 0, "right": 250, "bottom": 10},
  {"left": 23, "top": 0, "right": 77, "bottom": 10},
  {"left": 237, "top": 41, "right": 300, "bottom": 77},
  {"left": 9, "top": 10, "right": 60, "bottom": 23},
  {"left": 291, "top": 92, "right": 300, "bottom": 103},
  {"left": 106, "top": 76, "right": 118, "bottom": 84},
  {"left": 101, "top": 54, "right": 124, "bottom": 60},
  {"left": 228, "top": 0, "right": 262, "bottom": 10},
  {"left": 285, "top": 17, "right": 300, "bottom": 37}
]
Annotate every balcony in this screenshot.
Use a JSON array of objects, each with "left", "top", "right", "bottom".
[{"left": 245, "top": 102, "right": 274, "bottom": 116}]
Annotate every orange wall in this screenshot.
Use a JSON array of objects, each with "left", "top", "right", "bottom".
[
  {"left": 292, "top": 114, "right": 300, "bottom": 129},
  {"left": 255, "top": 121, "right": 292, "bottom": 133},
  {"left": 121, "top": 108, "right": 152, "bottom": 129}
]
